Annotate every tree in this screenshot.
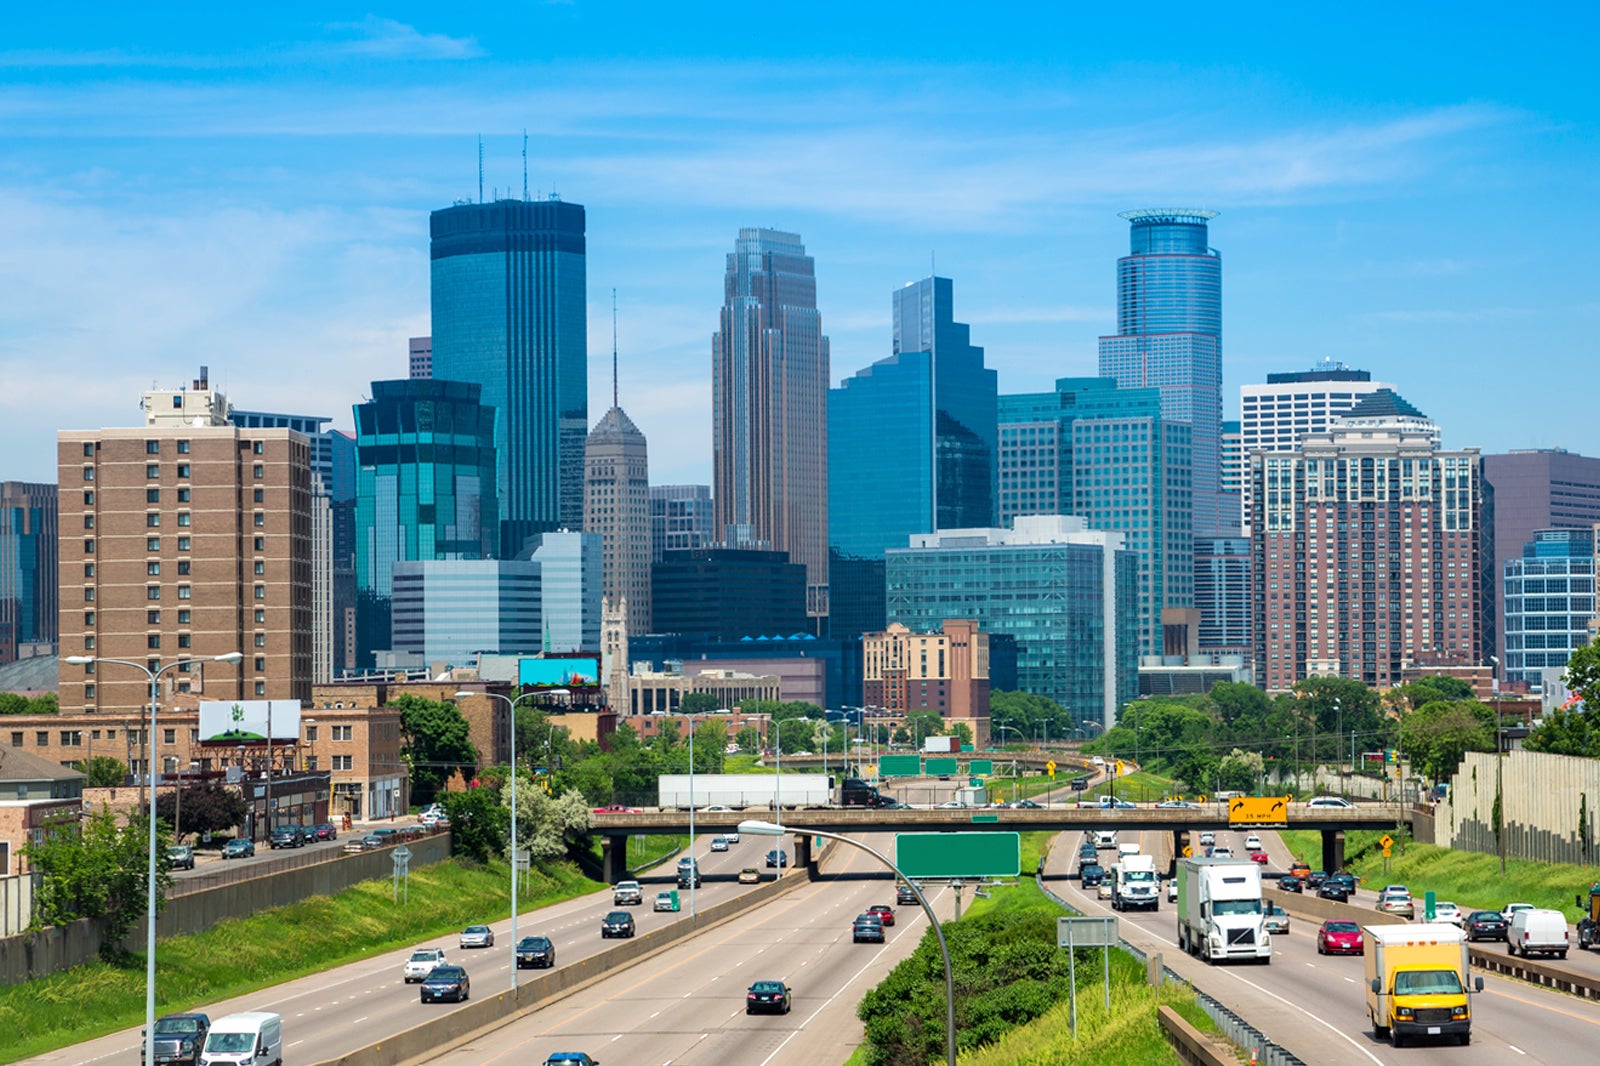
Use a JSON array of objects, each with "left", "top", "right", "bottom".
[
  {"left": 735, "top": 725, "right": 762, "bottom": 753},
  {"left": 1526, "top": 704, "right": 1600, "bottom": 758},
  {"left": 2, "top": 692, "right": 58, "bottom": 715},
  {"left": 74, "top": 755, "right": 127, "bottom": 787},
  {"left": 1216, "top": 748, "right": 1266, "bottom": 794},
  {"left": 680, "top": 693, "right": 720, "bottom": 716},
  {"left": 505, "top": 776, "right": 592, "bottom": 863},
  {"left": 154, "top": 780, "right": 248, "bottom": 840},
  {"left": 440, "top": 782, "right": 510, "bottom": 863},
  {"left": 23, "top": 806, "right": 169, "bottom": 957},
  {"left": 0, "top": 692, "right": 26, "bottom": 715},
  {"left": 394, "top": 694, "right": 479, "bottom": 806},
  {"left": 1401, "top": 700, "right": 1495, "bottom": 781},
  {"left": 949, "top": 721, "right": 974, "bottom": 747}
]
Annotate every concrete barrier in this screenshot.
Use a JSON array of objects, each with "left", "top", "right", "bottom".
[
  {"left": 1263, "top": 887, "right": 1410, "bottom": 930},
  {"left": 1469, "top": 945, "right": 1600, "bottom": 1000},
  {"left": 1157, "top": 1005, "right": 1237, "bottom": 1066},
  {"left": 311, "top": 868, "right": 819, "bottom": 1066}
]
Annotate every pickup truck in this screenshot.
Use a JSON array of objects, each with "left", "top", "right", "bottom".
[{"left": 612, "top": 880, "right": 643, "bottom": 905}]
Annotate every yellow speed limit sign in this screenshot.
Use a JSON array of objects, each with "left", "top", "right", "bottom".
[{"left": 1046, "top": 759, "right": 1057, "bottom": 779}]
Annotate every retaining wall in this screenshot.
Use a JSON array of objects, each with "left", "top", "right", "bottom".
[{"left": 1437, "top": 749, "right": 1600, "bottom": 866}]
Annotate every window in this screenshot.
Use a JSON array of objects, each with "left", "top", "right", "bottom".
[
  {"left": 147, "top": 610, "right": 160, "bottom": 624},
  {"left": 253, "top": 464, "right": 264, "bottom": 478},
  {"left": 163, "top": 728, "right": 176, "bottom": 744},
  {"left": 177, "top": 513, "right": 190, "bottom": 527},
  {"left": 333, "top": 755, "right": 353, "bottom": 771},
  {"left": 253, "top": 441, "right": 264, "bottom": 455},
  {"left": 253, "top": 513, "right": 265, "bottom": 528},
  {"left": 332, "top": 725, "right": 353, "bottom": 741},
  {"left": 254, "top": 682, "right": 266, "bottom": 696},
  {"left": 176, "top": 464, "right": 190, "bottom": 478},
  {"left": 147, "top": 635, "right": 161, "bottom": 650},
  {"left": 255, "top": 633, "right": 266, "bottom": 647},
  {"left": 60, "top": 731, "right": 82, "bottom": 746},
  {"left": 84, "top": 538, "right": 94, "bottom": 553},
  {"left": 147, "top": 562, "right": 160, "bottom": 576},
  {"left": 254, "top": 585, "right": 265, "bottom": 600},
  {"left": 83, "top": 587, "right": 95, "bottom": 602},
  {"left": 82, "top": 442, "right": 94, "bottom": 457},
  {"left": 9, "top": 732, "right": 20, "bottom": 747},
  {"left": 254, "top": 657, "right": 266, "bottom": 671},
  {"left": 254, "top": 609, "right": 265, "bottom": 623},
  {"left": 176, "top": 440, "right": 190, "bottom": 454},
  {"left": 146, "top": 513, "right": 160, "bottom": 528},
  {"left": 146, "top": 440, "right": 160, "bottom": 455},
  {"left": 82, "top": 466, "right": 94, "bottom": 481},
  {"left": 177, "top": 488, "right": 190, "bottom": 503},
  {"left": 35, "top": 731, "right": 47, "bottom": 746},
  {"left": 146, "top": 586, "right": 160, "bottom": 600},
  {"left": 84, "top": 611, "right": 95, "bottom": 625},
  {"left": 177, "top": 609, "right": 190, "bottom": 624},
  {"left": 83, "top": 515, "right": 95, "bottom": 530},
  {"left": 177, "top": 561, "right": 190, "bottom": 575},
  {"left": 83, "top": 636, "right": 94, "bottom": 649},
  {"left": 83, "top": 563, "right": 95, "bottom": 577},
  {"left": 177, "top": 633, "right": 190, "bottom": 648},
  {"left": 254, "top": 537, "right": 265, "bottom": 551},
  {"left": 146, "top": 488, "right": 160, "bottom": 503},
  {"left": 177, "top": 537, "right": 190, "bottom": 551},
  {"left": 177, "top": 585, "right": 191, "bottom": 600},
  {"left": 253, "top": 488, "right": 264, "bottom": 503},
  {"left": 254, "top": 561, "right": 265, "bottom": 575},
  {"left": 304, "top": 756, "right": 318, "bottom": 771},
  {"left": 305, "top": 725, "right": 319, "bottom": 742},
  {"left": 146, "top": 464, "right": 159, "bottom": 478},
  {"left": 147, "top": 537, "right": 160, "bottom": 551},
  {"left": 83, "top": 490, "right": 94, "bottom": 504}
]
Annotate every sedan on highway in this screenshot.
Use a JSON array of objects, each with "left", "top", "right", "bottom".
[
  {"left": 1432, "top": 901, "right": 1464, "bottom": 927},
  {"left": 1244, "top": 834, "right": 1263, "bottom": 850},
  {"left": 222, "top": 838, "right": 255, "bottom": 859},
  {"left": 1249, "top": 850, "right": 1269, "bottom": 865},
  {"left": 1010, "top": 799, "right": 1044, "bottom": 809},
  {"left": 458, "top": 924, "right": 495, "bottom": 949},
  {"left": 1317, "top": 879, "right": 1350, "bottom": 903},
  {"left": 852, "top": 915, "right": 885, "bottom": 943},
  {"left": 1263, "top": 903, "right": 1290, "bottom": 936},
  {"left": 166, "top": 845, "right": 196, "bottom": 870},
  {"left": 601, "top": 910, "right": 636, "bottom": 938},
  {"left": 1097, "top": 880, "right": 1114, "bottom": 900},
  {"left": 1317, "top": 919, "right": 1364, "bottom": 955},
  {"left": 746, "top": 980, "right": 792, "bottom": 1014},
  {"left": 403, "top": 948, "right": 447, "bottom": 982},
  {"left": 1376, "top": 887, "right": 1414, "bottom": 918},
  {"left": 710, "top": 836, "right": 730, "bottom": 852},
  {"left": 515, "top": 936, "right": 556, "bottom": 968},
  {"left": 1466, "top": 910, "right": 1509, "bottom": 941},
  {"left": 420, "top": 964, "right": 470, "bottom": 1003},
  {"left": 1198, "top": 831, "right": 1216, "bottom": 847},
  {"left": 765, "top": 849, "right": 789, "bottom": 868},
  {"left": 1156, "top": 800, "right": 1200, "bottom": 809},
  {"left": 866, "top": 904, "right": 895, "bottom": 926},
  {"left": 592, "top": 804, "right": 642, "bottom": 814},
  {"left": 1277, "top": 875, "right": 1304, "bottom": 893},
  {"left": 897, "top": 884, "right": 920, "bottom": 906},
  {"left": 738, "top": 868, "right": 761, "bottom": 884}
]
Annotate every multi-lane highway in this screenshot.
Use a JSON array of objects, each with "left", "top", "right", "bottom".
[{"left": 1052, "top": 827, "right": 1600, "bottom": 1064}]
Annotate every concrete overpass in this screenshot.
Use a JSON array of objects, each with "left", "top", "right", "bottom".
[{"left": 589, "top": 804, "right": 1412, "bottom": 882}]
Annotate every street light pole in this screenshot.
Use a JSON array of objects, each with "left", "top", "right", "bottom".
[
  {"left": 739, "top": 819, "right": 957, "bottom": 1066},
  {"left": 63, "top": 652, "right": 241, "bottom": 1066}
]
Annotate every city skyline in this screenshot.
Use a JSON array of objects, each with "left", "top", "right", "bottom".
[{"left": 1, "top": 7, "right": 1597, "bottom": 488}]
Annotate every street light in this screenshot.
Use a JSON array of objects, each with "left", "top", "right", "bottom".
[
  {"left": 64, "top": 652, "right": 241, "bottom": 1066},
  {"left": 456, "top": 688, "right": 543, "bottom": 991},
  {"left": 738, "top": 819, "right": 956, "bottom": 1066},
  {"left": 171, "top": 758, "right": 198, "bottom": 845}
]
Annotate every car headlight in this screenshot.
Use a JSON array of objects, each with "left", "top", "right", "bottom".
[
  {"left": 1452, "top": 1010, "right": 1469, "bottom": 1020},
  {"left": 1396, "top": 1009, "right": 1414, "bottom": 1019}
]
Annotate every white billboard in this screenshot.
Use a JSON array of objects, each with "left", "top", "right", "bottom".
[{"left": 198, "top": 700, "right": 303, "bottom": 743}]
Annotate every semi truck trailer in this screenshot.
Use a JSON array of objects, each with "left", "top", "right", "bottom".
[
  {"left": 1175, "top": 856, "right": 1271, "bottom": 963},
  {"left": 657, "top": 774, "right": 889, "bottom": 809}
]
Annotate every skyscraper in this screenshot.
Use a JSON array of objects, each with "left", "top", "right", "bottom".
[
  {"left": 0, "top": 481, "right": 57, "bottom": 664},
  {"left": 584, "top": 403, "right": 652, "bottom": 635},
  {"left": 649, "top": 485, "right": 714, "bottom": 562},
  {"left": 431, "top": 197, "right": 587, "bottom": 552},
  {"left": 712, "top": 228, "right": 830, "bottom": 621},
  {"left": 1503, "top": 529, "right": 1596, "bottom": 688},
  {"left": 1098, "top": 209, "right": 1225, "bottom": 536},
  {"left": 528, "top": 531, "right": 602, "bottom": 653}
]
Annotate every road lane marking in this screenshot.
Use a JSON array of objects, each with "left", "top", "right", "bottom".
[
  {"left": 1508, "top": 1045, "right": 1526, "bottom": 1055},
  {"left": 1484, "top": 985, "right": 1600, "bottom": 1029}
]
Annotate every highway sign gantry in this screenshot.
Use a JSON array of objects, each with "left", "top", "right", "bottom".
[{"left": 895, "top": 831, "right": 1020, "bottom": 879}]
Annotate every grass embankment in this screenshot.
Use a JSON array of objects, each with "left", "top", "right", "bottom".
[
  {"left": 0, "top": 859, "right": 601, "bottom": 1064},
  {"left": 982, "top": 768, "right": 1182, "bottom": 807},
  {"left": 1279, "top": 829, "right": 1592, "bottom": 922}
]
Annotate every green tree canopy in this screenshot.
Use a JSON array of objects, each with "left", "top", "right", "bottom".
[
  {"left": 23, "top": 807, "right": 169, "bottom": 956},
  {"left": 1563, "top": 639, "right": 1600, "bottom": 706},
  {"left": 155, "top": 780, "right": 248, "bottom": 840},
  {"left": 393, "top": 694, "right": 479, "bottom": 806},
  {"left": 1216, "top": 748, "right": 1266, "bottom": 794},
  {"left": 679, "top": 692, "right": 720, "bottom": 715},
  {"left": 1400, "top": 700, "right": 1495, "bottom": 781},
  {"left": 440, "top": 782, "right": 511, "bottom": 863},
  {"left": 74, "top": 755, "right": 127, "bottom": 787}
]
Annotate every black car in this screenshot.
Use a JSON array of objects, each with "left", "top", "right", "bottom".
[
  {"left": 420, "top": 964, "right": 470, "bottom": 1003},
  {"left": 516, "top": 935, "right": 556, "bottom": 968},
  {"left": 141, "top": 1011, "right": 209, "bottom": 1066},
  {"left": 765, "top": 849, "right": 789, "bottom": 868},
  {"left": 269, "top": 825, "right": 306, "bottom": 849},
  {"left": 1328, "top": 872, "right": 1357, "bottom": 897},
  {"left": 1277, "top": 875, "right": 1304, "bottom": 893},
  {"left": 1465, "top": 910, "right": 1509, "bottom": 942},
  {"left": 166, "top": 845, "right": 195, "bottom": 871},
  {"left": 1079, "top": 862, "right": 1106, "bottom": 887},
  {"left": 852, "top": 914, "right": 885, "bottom": 943},
  {"left": 746, "top": 979, "right": 792, "bottom": 1014},
  {"left": 1304, "top": 870, "right": 1328, "bottom": 890},
  {"left": 1079, "top": 843, "right": 1098, "bottom": 861},
  {"left": 1011, "top": 799, "right": 1043, "bottom": 809},
  {"left": 677, "top": 868, "right": 703, "bottom": 889},
  {"left": 1317, "top": 879, "right": 1350, "bottom": 903},
  {"left": 601, "top": 910, "right": 636, "bottom": 938},
  {"left": 897, "top": 883, "right": 920, "bottom": 906}
]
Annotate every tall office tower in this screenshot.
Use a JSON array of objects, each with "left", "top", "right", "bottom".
[
  {"left": 1250, "top": 390, "right": 1491, "bottom": 691},
  {"left": 0, "top": 481, "right": 58, "bottom": 664},
  {"left": 997, "top": 378, "right": 1193, "bottom": 656},
  {"left": 711, "top": 228, "right": 830, "bottom": 621},
  {"left": 1220, "top": 421, "right": 1243, "bottom": 494},
  {"left": 431, "top": 197, "right": 587, "bottom": 552},
  {"left": 1482, "top": 449, "right": 1600, "bottom": 675},
  {"left": 583, "top": 401, "right": 651, "bottom": 634},
  {"left": 649, "top": 485, "right": 714, "bottom": 562},
  {"left": 389, "top": 559, "right": 541, "bottom": 666},
  {"left": 1503, "top": 529, "right": 1596, "bottom": 688},
  {"left": 323, "top": 429, "right": 359, "bottom": 675},
  {"left": 528, "top": 531, "right": 602, "bottom": 653},
  {"left": 886, "top": 516, "right": 1138, "bottom": 732},
  {"left": 409, "top": 336, "right": 432, "bottom": 379},
  {"left": 651, "top": 548, "right": 809, "bottom": 643},
  {"left": 353, "top": 380, "right": 499, "bottom": 670},
  {"left": 1098, "top": 209, "right": 1225, "bottom": 536},
  {"left": 1194, "top": 536, "right": 1252, "bottom": 656},
  {"left": 57, "top": 370, "right": 310, "bottom": 710}
]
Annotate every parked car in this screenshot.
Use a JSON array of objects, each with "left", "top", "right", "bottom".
[
  {"left": 419, "top": 810, "right": 449, "bottom": 826},
  {"left": 269, "top": 825, "right": 306, "bottom": 849},
  {"left": 745, "top": 979, "right": 792, "bottom": 1014},
  {"left": 1318, "top": 879, "right": 1351, "bottom": 903},
  {"left": 221, "top": 838, "right": 255, "bottom": 860},
  {"left": 897, "top": 883, "right": 920, "bottom": 906},
  {"left": 1278, "top": 875, "right": 1304, "bottom": 893},
  {"left": 1317, "top": 919, "right": 1364, "bottom": 955},
  {"left": 738, "top": 868, "right": 761, "bottom": 884},
  {"left": 1263, "top": 903, "right": 1290, "bottom": 936},
  {"left": 141, "top": 1011, "right": 209, "bottom": 1066},
  {"left": 166, "top": 845, "right": 196, "bottom": 870},
  {"left": 1376, "top": 886, "right": 1414, "bottom": 918},
  {"left": 601, "top": 910, "right": 636, "bottom": 938},
  {"left": 458, "top": 924, "right": 495, "bottom": 949},
  {"left": 852, "top": 914, "right": 885, "bottom": 943},
  {"left": 765, "top": 849, "right": 789, "bottom": 868},
  {"left": 1465, "top": 910, "right": 1509, "bottom": 942},
  {"left": 710, "top": 836, "right": 730, "bottom": 852},
  {"left": 515, "top": 935, "right": 556, "bottom": 969},
  {"left": 420, "top": 964, "right": 470, "bottom": 1003},
  {"left": 866, "top": 904, "right": 895, "bottom": 926},
  {"left": 312, "top": 822, "right": 338, "bottom": 841},
  {"left": 403, "top": 948, "right": 447, "bottom": 982}
]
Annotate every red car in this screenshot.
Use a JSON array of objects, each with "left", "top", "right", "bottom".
[
  {"left": 591, "top": 804, "right": 642, "bottom": 814},
  {"left": 1250, "top": 850, "right": 1269, "bottom": 865},
  {"left": 1317, "top": 919, "right": 1364, "bottom": 955},
  {"left": 866, "top": 905, "right": 895, "bottom": 926}
]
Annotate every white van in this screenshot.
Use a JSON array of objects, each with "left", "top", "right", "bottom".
[
  {"left": 199, "top": 1011, "right": 282, "bottom": 1066},
  {"left": 1509, "top": 907, "right": 1569, "bottom": 959},
  {"left": 1117, "top": 842, "right": 1141, "bottom": 859},
  {"left": 1094, "top": 830, "right": 1118, "bottom": 850}
]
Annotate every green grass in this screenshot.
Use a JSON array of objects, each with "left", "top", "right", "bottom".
[
  {"left": 0, "top": 859, "right": 601, "bottom": 1064},
  {"left": 1088, "top": 770, "right": 1182, "bottom": 804},
  {"left": 580, "top": 833, "right": 687, "bottom": 873},
  {"left": 1279, "top": 829, "right": 1593, "bottom": 921}
]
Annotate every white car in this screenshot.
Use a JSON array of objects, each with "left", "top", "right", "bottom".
[
  {"left": 1198, "top": 831, "right": 1216, "bottom": 847},
  {"left": 1502, "top": 901, "right": 1534, "bottom": 924},
  {"left": 1432, "top": 901, "right": 1464, "bottom": 926},
  {"left": 403, "top": 947, "right": 446, "bottom": 982},
  {"left": 1244, "top": 834, "right": 1262, "bottom": 851},
  {"left": 699, "top": 805, "right": 735, "bottom": 812},
  {"left": 710, "top": 836, "right": 729, "bottom": 852},
  {"left": 1167, "top": 879, "right": 1177, "bottom": 902},
  {"left": 1211, "top": 846, "right": 1234, "bottom": 859},
  {"left": 725, "top": 829, "right": 740, "bottom": 843},
  {"left": 1306, "top": 796, "right": 1355, "bottom": 809}
]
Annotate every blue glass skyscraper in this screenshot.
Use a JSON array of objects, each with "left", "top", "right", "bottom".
[
  {"left": 431, "top": 197, "right": 586, "bottom": 553},
  {"left": 0, "top": 481, "right": 56, "bottom": 664},
  {"left": 1098, "top": 209, "right": 1225, "bottom": 537}
]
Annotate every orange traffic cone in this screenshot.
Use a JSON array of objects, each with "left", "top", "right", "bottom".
[{"left": 1249, "top": 1050, "right": 1258, "bottom": 1065}]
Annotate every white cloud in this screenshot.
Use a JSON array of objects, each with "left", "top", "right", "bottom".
[{"left": 316, "top": 17, "right": 484, "bottom": 61}]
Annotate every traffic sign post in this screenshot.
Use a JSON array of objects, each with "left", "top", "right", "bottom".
[
  {"left": 392, "top": 844, "right": 412, "bottom": 905},
  {"left": 1057, "top": 916, "right": 1117, "bottom": 1037},
  {"left": 1046, "top": 759, "right": 1057, "bottom": 779}
]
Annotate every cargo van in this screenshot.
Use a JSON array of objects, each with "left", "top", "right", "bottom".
[
  {"left": 1508, "top": 907, "right": 1569, "bottom": 959},
  {"left": 1094, "top": 830, "right": 1118, "bottom": 850},
  {"left": 1117, "top": 842, "right": 1141, "bottom": 860},
  {"left": 198, "top": 1011, "right": 281, "bottom": 1066}
]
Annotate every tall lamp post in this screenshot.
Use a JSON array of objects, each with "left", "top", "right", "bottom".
[
  {"left": 739, "top": 819, "right": 957, "bottom": 1066},
  {"left": 457, "top": 689, "right": 542, "bottom": 991},
  {"left": 64, "top": 652, "right": 242, "bottom": 1066}
]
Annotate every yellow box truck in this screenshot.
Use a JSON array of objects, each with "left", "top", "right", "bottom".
[{"left": 1364, "top": 923, "right": 1483, "bottom": 1047}]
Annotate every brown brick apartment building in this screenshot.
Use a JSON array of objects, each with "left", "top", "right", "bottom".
[{"left": 862, "top": 619, "right": 990, "bottom": 747}]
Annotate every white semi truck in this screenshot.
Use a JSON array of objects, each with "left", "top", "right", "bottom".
[
  {"left": 657, "top": 773, "right": 832, "bottom": 810},
  {"left": 1176, "top": 856, "right": 1271, "bottom": 964},
  {"left": 1112, "top": 853, "right": 1159, "bottom": 911}
]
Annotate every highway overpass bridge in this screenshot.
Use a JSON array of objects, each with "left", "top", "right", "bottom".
[{"left": 588, "top": 805, "right": 1411, "bottom": 882}]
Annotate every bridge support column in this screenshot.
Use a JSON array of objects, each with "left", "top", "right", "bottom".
[
  {"left": 793, "top": 833, "right": 816, "bottom": 878},
  {"left": 1171, "top": 830, "right": 1188, "bottom": 878},
  {"left": 1321, "top": 829, "right": 1345, "bottom": 874},
  {"left": 601, "top": 834, "right": 628, "bottom": 884}
]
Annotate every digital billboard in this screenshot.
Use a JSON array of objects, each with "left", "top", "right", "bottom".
[
  {"left": 198, "top": 700, "right": 303, "bottom": 744},
  {"left": 518, "top": 657, "right": 599, "bottom": 689}
]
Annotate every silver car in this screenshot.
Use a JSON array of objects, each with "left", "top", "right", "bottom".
[
  {"left": 458, "top": 924, "right": 495, "bottom": 949},
  {"left": 1263, "top": 903, "right": 1290, "bottom": 936}
]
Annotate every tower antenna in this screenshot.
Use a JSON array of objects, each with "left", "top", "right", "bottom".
[
  {"left": 611, "top": 288, "right": 619, "bottom": 409},
  {"left": 523, "top": 129, "right": 529, "bottom": 200},
  {"left": 477, "top": 136, "right": 484, "bottom": 204}
]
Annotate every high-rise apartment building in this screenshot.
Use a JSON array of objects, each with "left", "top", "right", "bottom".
[
  {"left": 711, "top": 228, "right": 829, "bottom": 620},
  {"left": 1482, "top": 449, "right": 1600, "bottom": 675},
  {"left": 528, "top": 531, "right": 601, "bottom": 654},
  {"left": 431, "top": 198, "right": 587, "bottom": 551},
  {"left": 1098, "top": 209, "right": 1226, "bottom": 537},
  {"left": 1194, "top": 535, "right": 1252, "bottom": 657},
  {"left": 997, "top": 378, "right": 1192, "bottom": 656},
  {"left": 353, "top": 380, "right": 499, "bottom": 669},
  {"left": 583, "top": 404, "right": 651, "bottom": 635},
  {"left": 57, "top": 372, "right": 311, "bottom": 710},
  {"left": 1503, "top": 529, "right": 1596, "bottom": 688},
  {"left": 649, "top": 485, "right": 714, "bottom": 562},
  {"left": 1250, "top": 389, "right": 1491, "bottom": 691},
  {"left": 886, "top": 515, "right": 1138, "bottom": 731},
  {"left": 0, "top": 482, "right": 58, "bottom": 664},
  {"left": 409, "top": 336, "right": 432, "bottom": 379}
]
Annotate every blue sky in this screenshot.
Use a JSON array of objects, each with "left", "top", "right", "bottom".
[{"left": 1, "top": 4, "right": 1596, "bottom": 485}]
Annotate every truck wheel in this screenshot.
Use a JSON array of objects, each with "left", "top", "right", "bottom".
[
  {"left": 1178, "top": 925, "right": 1188, "bottom": 953},
  {"left": 1460, "top": 1033, "right": 1471, "bottom": 1046},
  {"left": 1371, "top": 1017, "right": 1389, "bottom": 1041},
  {"left": 1560, "top": 950, "right": 1568, "bottom": 959},
  {"left": 1507, "top": 941, "right": 1516, "bottom": 956},
  {"left": 1393, "top": 1033, "right": 1404, "bottom": 1048}
]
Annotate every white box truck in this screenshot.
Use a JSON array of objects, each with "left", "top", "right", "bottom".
[
  {"left": 1176, "top": 856, "right": 1271, "bottom": 964},
  {"left": 1113, "top": 853, "right": 1159, "bottom": 911},
  {"left": 657, "top": 773, "right": 831, "bottom": 810}
]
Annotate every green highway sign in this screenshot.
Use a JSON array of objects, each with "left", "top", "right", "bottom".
[
  {"left": 925, "top": 757, "right": 959, "bottom": 776},
  {"left": 879, "top": 754, "right": 922, "bottom": 777},
  {"left": 969, "top": 759, "right": 994, "bottom": 777},
  {"left": 896, "top": 831, "right": 1020, "bottom": 879},
  {"left": 970, "top": 813, "right": 1000, "bottom": 823}
]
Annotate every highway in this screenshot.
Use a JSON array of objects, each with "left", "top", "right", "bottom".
[
  {"left": 1053, "top": 826, "right": 1600, "bottom": 1064},
  {"left": 425, "top": 832, "right": 949, "bottom": 1066},
  {"left": 18, "top": 830, "right": 793, "bottom": 1066}
]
